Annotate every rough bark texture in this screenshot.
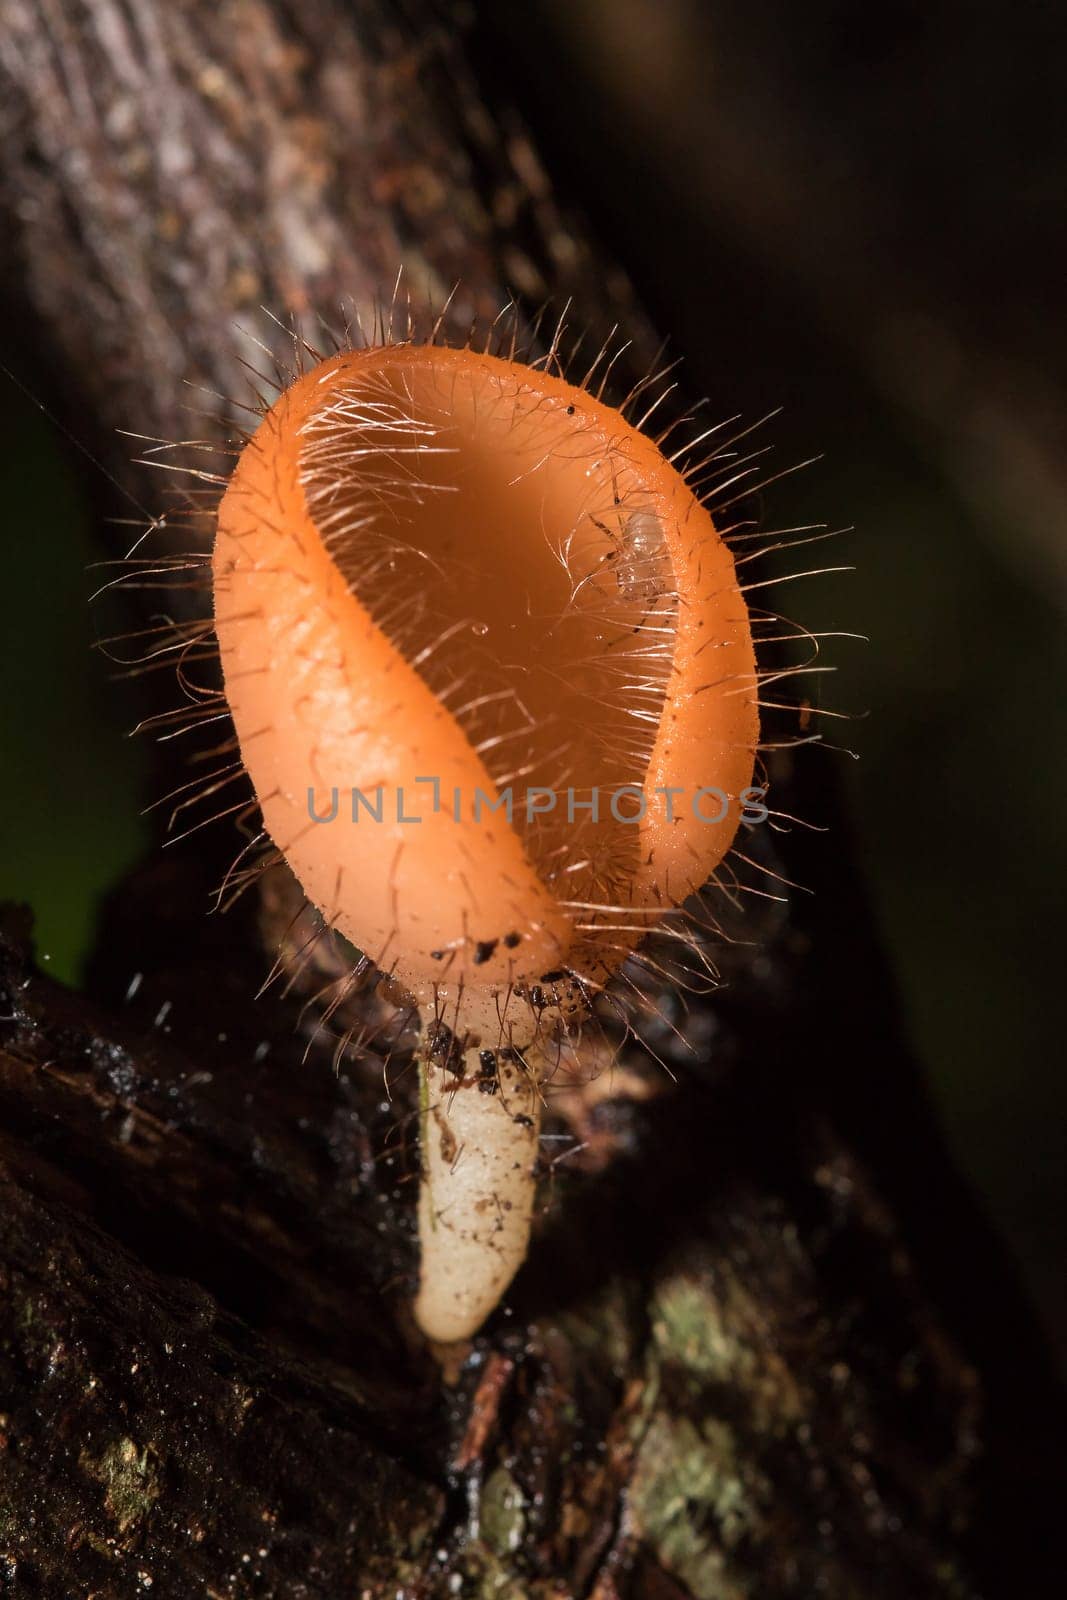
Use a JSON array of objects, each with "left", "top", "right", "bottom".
[
  {"left": 0, "top": 0, "right": 648, "bottom": 508},
  {"left": 0, "top": 880, "right": 998, "bottom": 1600},
  {"left": 0, "top": 2, "right": 1060, "bottom": 1597}
]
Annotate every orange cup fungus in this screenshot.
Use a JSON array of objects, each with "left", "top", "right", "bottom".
[{"left": 213, "top": 339, "right": 759, "bottom": 1341}]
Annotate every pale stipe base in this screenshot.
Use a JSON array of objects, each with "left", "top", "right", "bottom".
[{"left": 414, "top": 1046, "right": 542, "bottom": 1344}]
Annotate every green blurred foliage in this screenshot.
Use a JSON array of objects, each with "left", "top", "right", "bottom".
[
  {"left": 0, "top": 386, "right": 148, "bottom": 986},
  {"left": 783, "top": 434, "right": 1067, "bottom": 1355}
]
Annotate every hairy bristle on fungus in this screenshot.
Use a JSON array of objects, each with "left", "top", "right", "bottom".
[{"left": 212, "top": 340, "right": 759, "bottom": 1342}]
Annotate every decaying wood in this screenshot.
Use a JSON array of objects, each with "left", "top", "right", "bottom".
[
  {"left": 0, "top": 2, "right": 1060, "bottom": 1595},
  {"left": 0, "top": 888, "right": 993, "bottom": 1598}
]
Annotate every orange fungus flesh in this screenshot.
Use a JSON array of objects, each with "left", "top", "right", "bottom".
[{"left": 213, "top": 344, "right": 758, "bottom": 1041}]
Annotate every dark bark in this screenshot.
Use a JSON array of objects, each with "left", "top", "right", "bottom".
[
  {"left": 0, "top": 0, "right": 651, "bottom": 513},
  {"left": 0, "top": 2, "right": 1060, "bottom": 1596},
  {"left": 0, "top": 887, "right": 994, "bottom": 1599}
]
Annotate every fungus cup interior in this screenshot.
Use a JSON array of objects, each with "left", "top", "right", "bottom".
[{"left": 213, "top": 345, "right": 757, "bottom": 1042}]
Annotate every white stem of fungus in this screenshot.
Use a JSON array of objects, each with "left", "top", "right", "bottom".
[{"left": 414, "top": 1045, "right": 542, "bottom": 1343}]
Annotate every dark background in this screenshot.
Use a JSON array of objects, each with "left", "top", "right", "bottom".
[{"left": 1, "top": 0, "right": 1064, "bottom": 1365}]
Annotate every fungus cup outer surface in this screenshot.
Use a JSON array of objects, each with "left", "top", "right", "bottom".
[{"left": 213, "top": 343, "right": 758, "bottom": 1046}]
